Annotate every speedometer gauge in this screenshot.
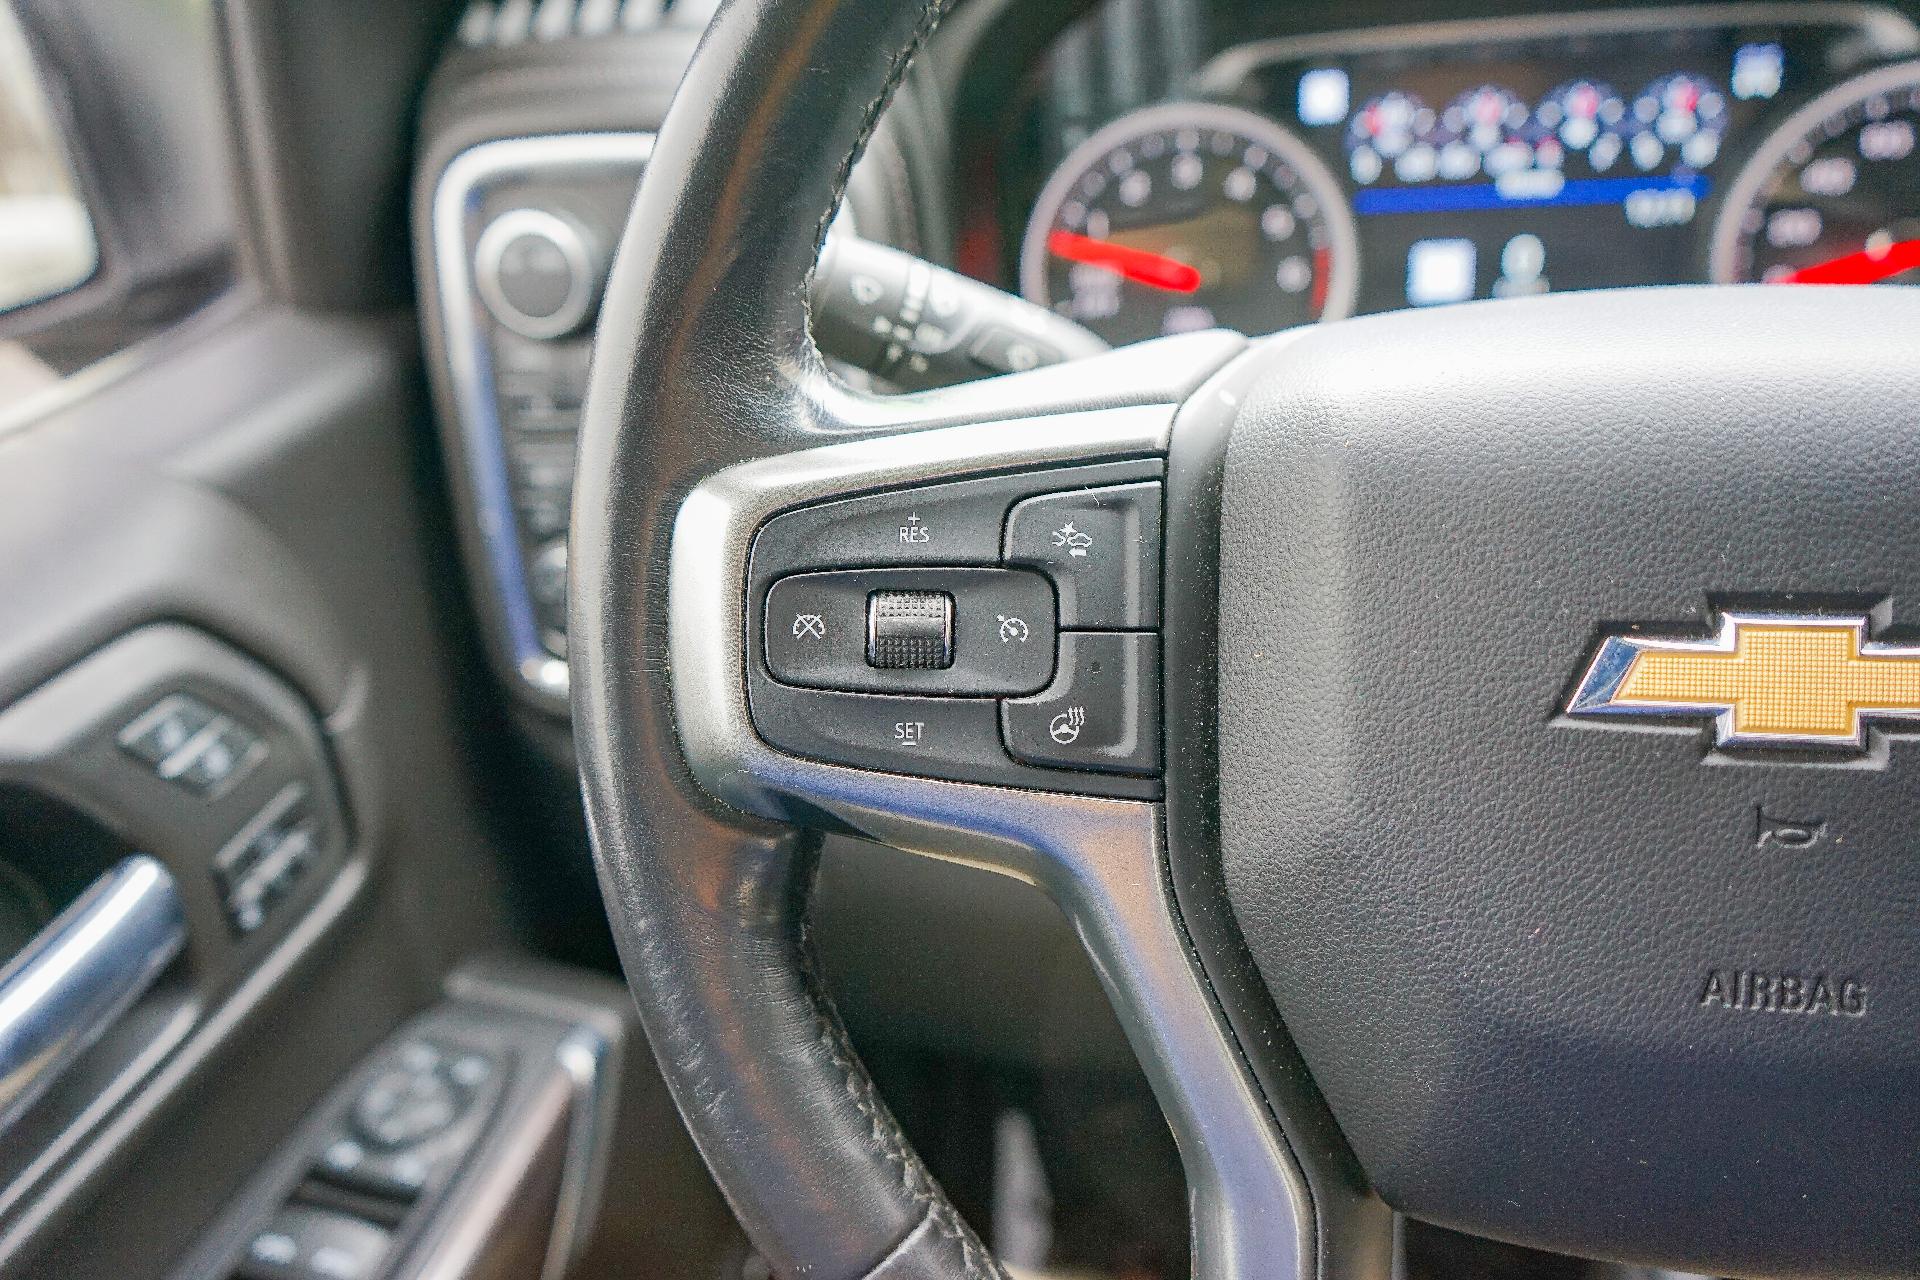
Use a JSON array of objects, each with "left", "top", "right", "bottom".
[
  {"left": 1020, "top": 103, "right": 1358, "bottom": 345},
  {"left": 1711, "top": 61, "right": 1920, "bottom": 286}
]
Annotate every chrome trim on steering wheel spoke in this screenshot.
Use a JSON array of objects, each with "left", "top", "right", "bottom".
[{"left": 669, "top": 397, "right": 1313, "bottom": 1280}]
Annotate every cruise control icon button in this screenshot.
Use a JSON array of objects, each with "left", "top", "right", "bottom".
[{"left": 764, "top": 568, "right": 1054, "bottom": 695}]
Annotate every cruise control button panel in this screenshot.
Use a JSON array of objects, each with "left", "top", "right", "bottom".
[
  {"left": 746, "top": 460, "right": 1165, "bottom": 798},
  {"left": 764, "top": 567, "right": 1055, "bottom": 696}
]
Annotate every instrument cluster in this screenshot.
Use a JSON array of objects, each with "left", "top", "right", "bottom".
[{"left": 982, "top": 6, "right": 1920, "bottom": 342}]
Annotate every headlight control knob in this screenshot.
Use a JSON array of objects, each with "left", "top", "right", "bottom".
[{"left": 474, "top": 208, "right": 606, "bottom": 340}]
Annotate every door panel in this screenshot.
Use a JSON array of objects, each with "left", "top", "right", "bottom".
[{"left": 0, "top": 304, "right": 525, "bottom": 1277}]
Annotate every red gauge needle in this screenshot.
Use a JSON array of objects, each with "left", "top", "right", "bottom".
[
  {"left": 1047, "top": 230, "right": 1202, "bottom": 293},
  {"left": 1775, "top": 239, "right": 1920, "bottom": 285}
]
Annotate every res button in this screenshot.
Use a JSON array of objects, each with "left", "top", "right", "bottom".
[{"left": 753, "top": 481, "right": 1010, "bottom": 571}]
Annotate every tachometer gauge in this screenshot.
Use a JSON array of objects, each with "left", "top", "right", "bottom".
[
  {"left": 1020, "top": 102, "right": 1358, "bottom": 345},
  {"left": 1710, "top": 61, "right": 1920, "bottom": 286}
]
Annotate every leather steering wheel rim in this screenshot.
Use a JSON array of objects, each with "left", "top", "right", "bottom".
[
  {"left": 571, "top": 2, "right": 1012, "bottom": 1276},
  {"left": 571, "top": 0, "right": 1920, "bottom": 1273}
]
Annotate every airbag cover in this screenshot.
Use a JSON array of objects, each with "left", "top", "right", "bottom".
[{"left": 1217, "top": 288, "right": 1920, "bottom": 1276}]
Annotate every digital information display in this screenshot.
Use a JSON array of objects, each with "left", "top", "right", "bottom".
[{"left": 1239, "top": 23, "right": 1848, "bottom": 313}]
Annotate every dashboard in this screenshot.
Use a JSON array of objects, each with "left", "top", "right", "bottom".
[
  {"left": 964, "top": 3, "right": 1920, "bottom": 343},
  {"left": 419, "top": 0, "right": 1920, "bottom": 713}
]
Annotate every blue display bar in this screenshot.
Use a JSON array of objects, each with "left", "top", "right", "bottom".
[{"left": 1353, "top": 173, "right": 1710, "bottom": 216}]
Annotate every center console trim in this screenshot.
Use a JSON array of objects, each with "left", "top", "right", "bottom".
[{"left": 431, "top": 132, "right": 656, "bottom": 710}]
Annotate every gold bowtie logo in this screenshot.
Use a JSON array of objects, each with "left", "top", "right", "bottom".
[{"left": 1567, "top": 613, "right": 1920, "bottom": 749}]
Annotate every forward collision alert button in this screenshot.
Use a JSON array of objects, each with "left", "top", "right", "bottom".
[
  {"left": 1005, "top": 481, "right": 1162, "bottom": 628},
  {"left": 1002, "top": 632, "right": 1160, "bottom": 774}
]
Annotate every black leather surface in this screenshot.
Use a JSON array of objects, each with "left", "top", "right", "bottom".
[
  {"left": 1217, "top": 287, "right": 1920, "bottom": 1277},
  {"left": 568, "top": 1, "right": 1004, "bottom": 1278}
]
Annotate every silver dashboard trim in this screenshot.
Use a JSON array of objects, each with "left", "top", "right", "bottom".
[
  {"left": 430, "top": 132, "right": 656, "bottom": 708},
  {"left": 668, "top": 399, "right": 1313, "bottom": 1280},
  {"left": 1196, "top": 4, "right": 1920, "bottom": 93},
  {"left": 542, "top": 1026, "right": 613, "bottom": 1280}
]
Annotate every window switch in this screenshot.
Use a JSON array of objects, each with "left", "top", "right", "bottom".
[
  {"left": 237, "top": 1206, "right": 391, "bottom": 1280},
  {"left": 168, "top": 719, "right": 263, "bottom": 797},
  {"left": 118, "top": 694, "right": 217, "bottom": 768},
  {"left": 314, "top": 1134, "right": 435, "bottom": 1204}
]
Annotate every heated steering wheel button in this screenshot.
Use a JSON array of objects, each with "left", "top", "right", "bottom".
[
  {"left": 1005, "top": 482, "right": 1162, "bottom": 628},
  {"left": 1002, "top": 632, "right": 1159, "bottom": 775}
]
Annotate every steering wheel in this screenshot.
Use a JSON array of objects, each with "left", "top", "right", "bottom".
[{"left": 569, "top": 2, "right": 1920, "bottom": 1277}]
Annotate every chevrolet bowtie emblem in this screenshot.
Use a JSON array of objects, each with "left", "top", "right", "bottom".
[{"left": 1566, "top": 613, "right": 1920, "bottom": 750}]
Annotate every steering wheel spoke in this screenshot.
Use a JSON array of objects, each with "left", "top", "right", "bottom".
[{"left": 668, "top": 342, "right": 1314, "bottom": 1280}]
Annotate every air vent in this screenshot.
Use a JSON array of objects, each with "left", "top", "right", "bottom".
[{"left": 455, "top": 0, "right": 718, "bottom": 47}]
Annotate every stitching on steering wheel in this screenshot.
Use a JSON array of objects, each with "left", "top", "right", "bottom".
[
  {"left": 797, "top": 863, "right": 1007, "bottom": 1280},
  {"left": 802, "top": 0, "right": 963, "bottom": 359},
  {"left": 783, "top": 3, "right": 1016, "bottom": 1273}
]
